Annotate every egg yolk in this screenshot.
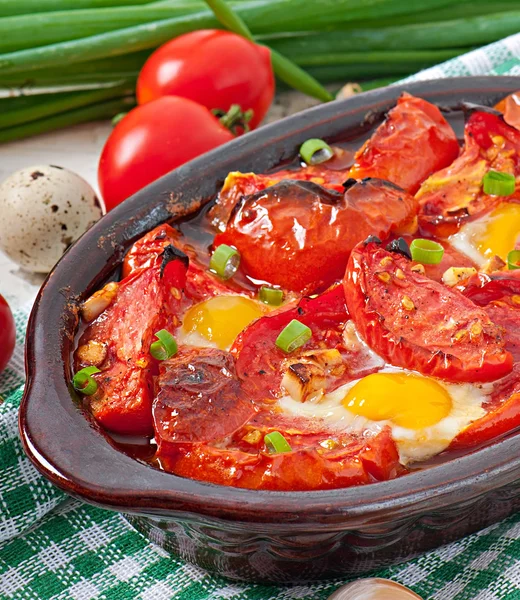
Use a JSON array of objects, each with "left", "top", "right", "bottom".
[
  {"left": 182, "top": 295, "right": 266, "bottom": 349},
  {"left": 342, "top": 372, "right": 452, "bottom": 429},
  {"left": 474, "top": 202, "right": 520, "bottom": 261}
]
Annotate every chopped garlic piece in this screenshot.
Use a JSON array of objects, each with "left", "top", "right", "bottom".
[{"left": 442, "top": 267, "right": 477, "bottom": 287}]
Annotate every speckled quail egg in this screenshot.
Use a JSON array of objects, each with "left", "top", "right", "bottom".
[{"left": 0, "top": 165, "right": 104, "bottom": 273}]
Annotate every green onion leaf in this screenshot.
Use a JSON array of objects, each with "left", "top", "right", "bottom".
[
  {"left": 72, "top": 366, "right": 101, "bottom": 396},
  {"left": 410, "top": 238, "right": 444, "bottom": 265},
  {"left": 259, "top": 286, "right": 283, "bottom": 306},
  {"left": 482, "top": 170, "right": 516, "bottom": 196},
  {"left": 111, "top": 112, "right": 127, "bottom": 126},
  {"left": 210, "top": 244, "right": 240, "bottom": 280},
  {"left": 275, "top": 319, "right": 312, "bottom": 353},
  {"left": 508, "top": 250, "right": 520, "bottom": 270},
  {"left": 299, "top": 138, "right": 334, "bottom": 165},
  {"left": 264, "top": 431, "right": 292, "bottom": 454},
  {"left": 150, "top": 329, "right": 177, "bottom": 361}
]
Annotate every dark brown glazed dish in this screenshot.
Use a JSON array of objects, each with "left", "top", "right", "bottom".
[{"left": 20, "top": 76, "right": 520, "bottom": 583}]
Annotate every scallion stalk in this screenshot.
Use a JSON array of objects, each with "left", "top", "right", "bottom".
[
  {"left": 410, "top": 239, "right": 444, "bottom": 265},
  {"left": 0, "top": 96, "right": 134, "bottom": 143}
]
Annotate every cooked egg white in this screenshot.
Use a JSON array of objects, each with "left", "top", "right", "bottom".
[
  {"left": 449, "top": 202, "right": 520, "bottom": 266},
  {"left": 278, "top": 366, "right": 490, "bottom": 464},
  {"left": 176, "top": 294, "right": 268, "bottom": 350}
]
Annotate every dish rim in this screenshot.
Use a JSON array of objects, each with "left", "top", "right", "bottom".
[{"left": 19, "top": 75, "right": 520, "bottom": 526}]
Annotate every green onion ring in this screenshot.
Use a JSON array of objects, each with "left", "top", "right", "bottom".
[
  {"left": 259, "top": 286, "right": 284, "bottom": 306},
  {"left": 482, "top": 170, "right": 516, "bottom": 196},
  {"left": 72, "top": 366, "right": 101, "bottom": 396},
  {"left": 299, "top": 138, "right": 334, "bottom": 166},
  {"left": 210, "top": 244, "right": 240, "bottom": 280},
  {"left": 410, "top": 238, "right": 444, "bottom": 265},
  {"left": 150, "top": 329, "right": 178, "bottom": 361},
  {"left": 508, "top": 250, "right": 520, "bottom": 270},
  {"left": 264, "top": 431, "right": 292, "bottom": 454},
  {"left": 275, "top": 319, "right": 312, "bottom": 353}
]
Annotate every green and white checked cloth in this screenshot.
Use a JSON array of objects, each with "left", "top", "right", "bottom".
[{"left": 2, "top": 34, "right": 520, "bottom": 600}]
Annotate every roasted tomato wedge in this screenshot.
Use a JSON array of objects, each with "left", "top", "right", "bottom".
[
  {"left": 348, "top": 93, "right": 459, "bottom": 194},
  {"left": 460, "top": 271, "right": 520, "bottom": 360},
  {"left": 450, "top": 363, "right": 520, "bottom": 450},
  {"left": 344, "top": 241, "right": 513, "bottom": 382},
  {"left": 232, "top": 284, "right": 383, "bottom": 401},
  {"left": 215, "top": 178, "right": 417, "bottom": 293},
  {"left": 417, "top": 108, "right": 520, "bottom": 237},
  {"left": 76, "top": 239, "right": 188, "bottom": 435},
  {"left": 208, "top": 168, "right": 346, "bottom": 233},
  {"left": 157, "top": 428, "right": 402, "bottom": 491},
  {"left": 154, "top": 347, "right": 256, "bottom": 447},
  {"left": 122, "top": 223, "right": 236, "bottom": 300}
]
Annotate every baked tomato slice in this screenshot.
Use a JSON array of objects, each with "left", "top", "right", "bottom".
[
  {"left": 396, "top": 235, "right": 476, "bottom": 283},
  {"left": 344, "top": 240, "right": 513, "bottom": 382},
  {"left": 348, "top": 93, "right": 459, "bottom": 194},
  {"left": 76, "top": 242, "right": 188, "bottom": 435},
  {"left": 450, "top": 363, "right": 520, "bottom": 450},
  {"left": 154, "top": 347, "right": 255, "bottom": 450},
  {"left": 461, "top": 271, "right": 520, "bottom": 361},
  {"left": 156, "top": 428, "right": 402, "bottom": 491},
  {"left": 232, "top": 284, "right": 383, "bottom": 402},
  {"left": 215, "top": 178, "right": 417, "bottom": 293},
  {"left": 417, "top": 108, "right": 520, "bottom": 237},
  {"left": 208, "top": 167, "right": 347, "bottom": 233}
]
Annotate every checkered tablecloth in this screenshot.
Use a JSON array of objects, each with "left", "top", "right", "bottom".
[{"left": 2, "top": 34, "right": 520, "bottom": 600}]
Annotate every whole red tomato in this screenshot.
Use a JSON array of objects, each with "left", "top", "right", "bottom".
[
  {"left": 98, "top": 96, "right": 234, "bottom": 211},
  {"left": 0, "top": 294, "right": 15, "bottom": 373},
  {"left": 136, "top": 30, "right": 274, "bottom": 129}
]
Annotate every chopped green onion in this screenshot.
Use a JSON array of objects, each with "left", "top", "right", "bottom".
[
  {"left": 111, "top": 112, "right": 127, "bottom": 126},
  {"left": 275, "top": 319, "right": 312, "bottom": 353},
  {"left": 210, "top": 244, "right": 240, "bottom": 280},
  {"left": 508, "top": 250, "right": 520, "bottom": 270},
  {"left": 259, "top": 286, "right": 283, "bottom": 306},
  {"left": 72, "top": 366, "right": 101, "bottom": 396},
  {"left": 482, "top": 170, "right": 516, "bottom": 196},
  {"left": 299, "top": 138, "right": 334, "bottom": 166},
  {"left": 150, "top": 329, "right": 177, "bottom": 361},
  {"left": 410, "top": 238, "right": 444, "bottom": 265},
  {"left": 264, "top": 431, "right": 292, "bottom": 454}
]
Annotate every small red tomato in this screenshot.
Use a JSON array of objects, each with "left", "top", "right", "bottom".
[
  {"left": 136, "top": 30, "right": 274, "bottom": 129},
  {"left": 0, "top": 294, "right": 15, "bottom": 373},
  {"left": 98, "top": 96, "right": 234, "bottom": 211}
]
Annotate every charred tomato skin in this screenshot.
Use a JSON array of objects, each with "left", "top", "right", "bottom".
[{"left": 215, "top": 178, "right": 417, "bottom": 294}]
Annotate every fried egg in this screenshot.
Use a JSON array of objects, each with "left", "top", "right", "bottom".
[
  {"left": 449, "top": 202, "right": 520, "bottom": 266},
  {"left": 177, "top": 295, "right": 267, "bottom": 350},
  {"left": 279, "top": 367, "right": 490, "bottom": 464}
]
